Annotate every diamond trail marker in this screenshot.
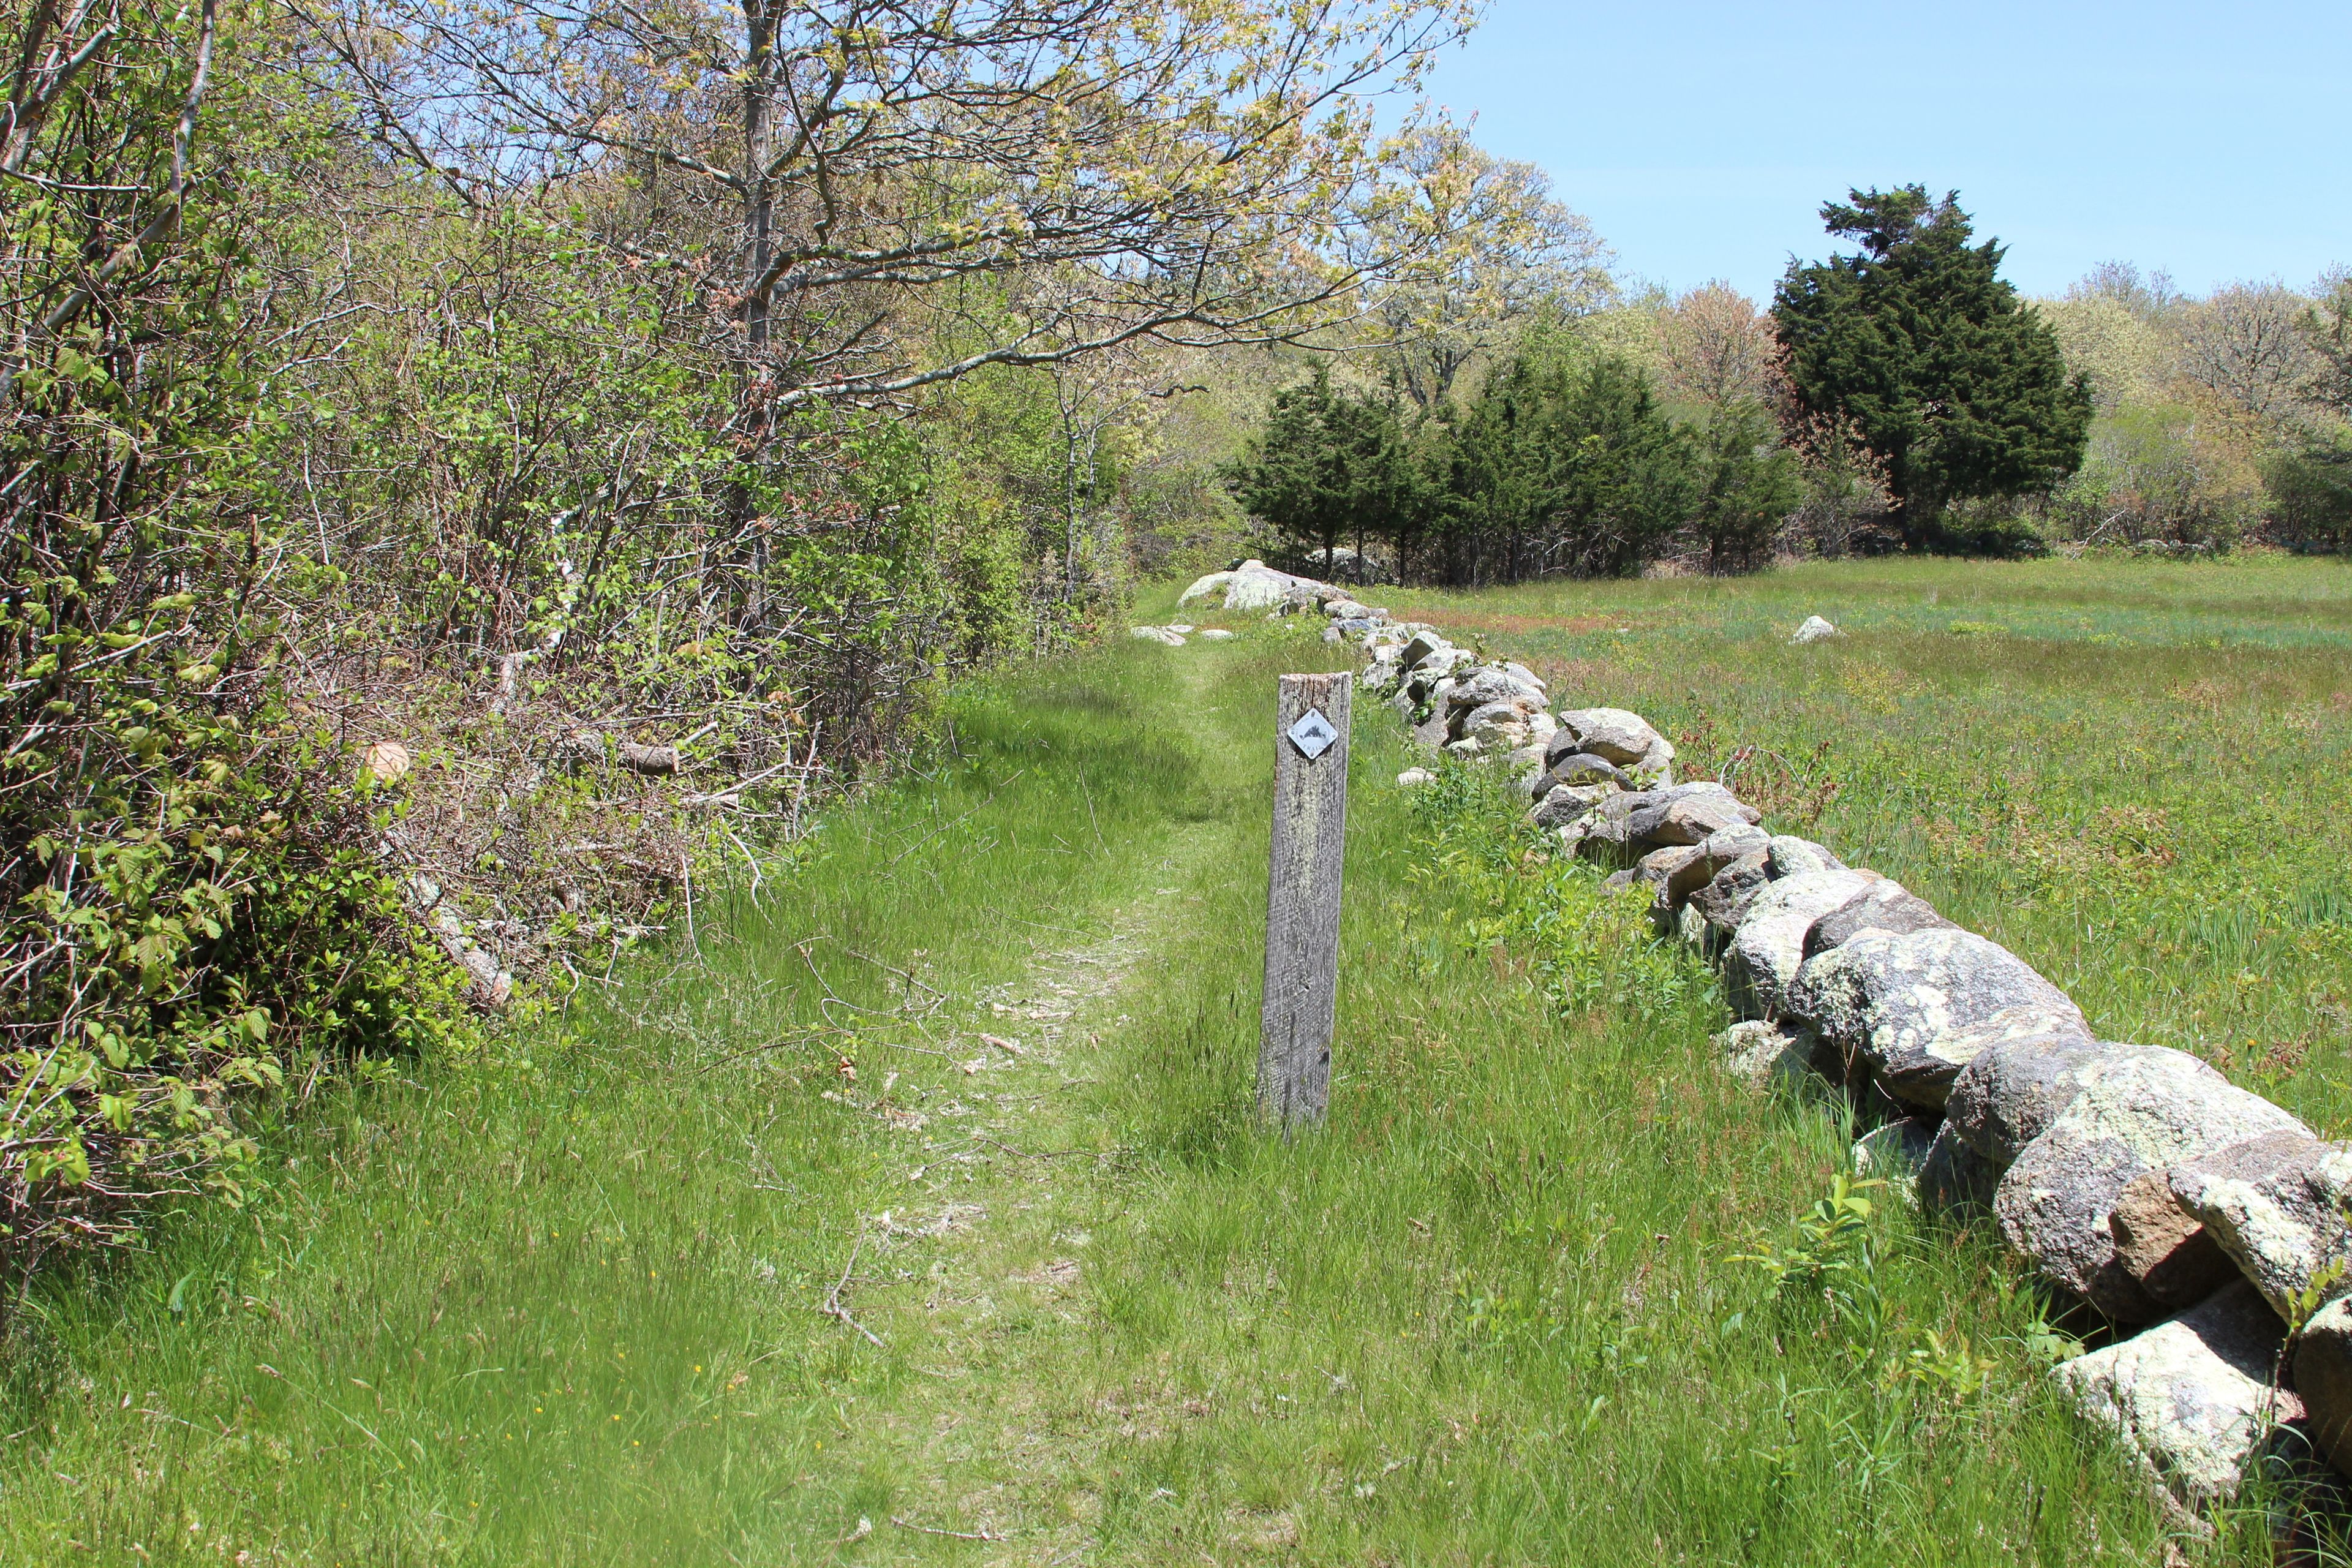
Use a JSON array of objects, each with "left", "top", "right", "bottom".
[
  {"left": 1261, "top": 671, "right": 1352, "bottom": 1129},
  {"left": 1286, "top": 707, "right": 1338, "bottom": 760}
]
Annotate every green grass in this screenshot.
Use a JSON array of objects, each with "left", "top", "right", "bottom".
[
  {"left": 1376, "top": 552, "right": 2352, "bottom": 1129},
  {"left": 4, "top": 559, "right": 2343, "bottom": 1563},
  {"left": 0, "top": 658, "right": 1221, "bottom": 1561}
]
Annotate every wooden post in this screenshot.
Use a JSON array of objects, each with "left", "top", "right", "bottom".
[{"left": 1260, "top": 671, "right": 1352, "bottom": 1129}]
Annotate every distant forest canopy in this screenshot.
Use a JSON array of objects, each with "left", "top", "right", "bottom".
[{"left": 1227, "top": 186, "right": 2352, "bottom": 585}]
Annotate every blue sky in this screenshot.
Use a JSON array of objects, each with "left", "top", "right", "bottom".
[{"left": 1420, "top": 0, "right": 2351, "bottom": 301}]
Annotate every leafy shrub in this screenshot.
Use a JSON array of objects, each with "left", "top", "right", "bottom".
[
  {"left": 0, "top": 1, "right": 454, "bottom": 1291},
  {"left": 2046, "top": 400, "right": 2264, "bottom": 548}
]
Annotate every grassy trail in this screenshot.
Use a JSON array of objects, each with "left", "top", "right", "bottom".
[{"left": 0, "top": 598, "right": 2230, "bottom": 1564}]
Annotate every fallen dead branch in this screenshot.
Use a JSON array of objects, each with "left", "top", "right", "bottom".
[
  {"left": 891, "top": 1516, "right": 1006, "bottom": 1542},
  {"left": 820, "top": 1224, "right": 885, "bottom": 1348}
]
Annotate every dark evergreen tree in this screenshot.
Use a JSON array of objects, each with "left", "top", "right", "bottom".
[
  {"left": 1773, "top": 186, "right": 2092, "bottom": 546},
  {"left": 1444, "top": 347, "right": 1696, "bottom": 580},
  {"left": 1225, "top": 368, "right": 1417, "bottom": 575},
  {"left": 1691, "top": 402, "right": 1804, "bottom": 572}
]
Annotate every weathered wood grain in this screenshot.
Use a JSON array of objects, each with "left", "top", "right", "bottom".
[{"left": 1260, "top": 671, "right": 1352, "bottom": 1129}]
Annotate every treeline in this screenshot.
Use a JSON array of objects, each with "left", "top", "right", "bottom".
[
  {"left": 1231, "top": 186, "right": 2352, "bottom": 581},
  {"left": 1232, "top": 345, "right": 1799, "bottom": 582},
  {"left": 2041, "top": 266, "right": 2352, "bottom": 551},
  {"left": 0, "top": 0, "right": 1540, "bottom": 1286}
]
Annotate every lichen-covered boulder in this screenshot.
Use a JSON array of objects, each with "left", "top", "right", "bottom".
[
  {"left": 1713, "top": 1020, "right": 1831, "bottom": 1091},
  {"left": 2169, "top": 1131, "right": 2352, "bottom": 1324},
  {"left": 1790, "top": 615, "right": 1842, "bottom": 645},
  {"left": 1764, "top": 835, "right": 1845, "bottom": 879},
  {"left": 2055, "top": 1280, "right": 2301, "bottom": 1507},
  {"left": 1996, "top": 1050, "right": 2311, "bottom": 1322},
  {"left": 2109, "top": 1169, "right": 2239, "bottom": 1313},
  {"left": 1177, "top": 570, "right": 1233, "bottom": 605},
  {"left": 1943, "top": 1030, "right": 2120, "bottom": 1167},
  {"left": 1721, "top": 869, "right": 1877, "bottom": 1021},
  {"left": 1627, "top": 785, "right": 1762, "bottom": 846},
  {"left": 1700, "top": 823, "right": 1771, "bottom": 865},
  {"left": 1553, "top": 707, "right": 1664, "bottom": 767},
  {"left": 1634, "top": 842, "right": 1713, "bottom": 905},
  {"left": 1449, "top": 666, "right": 1547, "bottom": 713},
  {"left": 1687, "top": 851, "right": 1771, "bottom": 938},
  {"left": 1463, "top": 701, "right": 1536, "bottom": 752},
  {"left": 1224, "top": 561, "right": 1315, "bottom": 611},
  {"left": 1417, "top": 673, "right": 1459, "bottom": 714},
  {"left": 1787, "top": 929, "right": 2088, "bottom": 1110},
  {"left": 1530, "top": 751, "right": 1632, "bottom": 800},
  {"left": 1396, "top": 631, "right": 1449, "bottom": 671},
  {"left": 1803, "top": 882, "right": 1956, "bottom": 958},
  {"left": 1530, "top": 783, "right": 1611, "bottom": 832},
  {"left": 1406, "top": 649, "right": 1471, "bottom": 695}
]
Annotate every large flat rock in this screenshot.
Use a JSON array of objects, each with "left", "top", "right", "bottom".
[
  {"left": 2055, "top": 1280, "right": 2301, "bottom": 1507},
  {"left": 1788, "top": 929, "right": 2089, "bottom": 1110}
]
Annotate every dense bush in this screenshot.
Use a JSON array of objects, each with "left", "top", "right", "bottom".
[
  {"left": 2046, "top": 401, "right": 2266, "bottom": 549},
  {"left": 2266, "top": 432, "right": 2352, "bottom": 552},
  {"left": 0, "top": 0, "right": 462, "bottom": 1284},
  {"left": 2030, "top": 265, "right": 2352, "bottom": 550}
]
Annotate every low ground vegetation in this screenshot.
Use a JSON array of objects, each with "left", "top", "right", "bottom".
[{"left": 5, "top": 559, "right": 2346, "bottom": 1560}]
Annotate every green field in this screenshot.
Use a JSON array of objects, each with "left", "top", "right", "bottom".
[
  {"left": 5, "top": 556, "right": 2347, "bottom": 1564},
  {"left": 1383, "top": 554, "right": 2352, "bottom": 1128}
]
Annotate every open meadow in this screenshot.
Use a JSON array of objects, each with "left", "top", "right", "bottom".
[
  {"left": 1, "top": 556, "right": 2345, "bottom": 1564},
  {"left": 1385, "top": 553, "right": 2352, "bottom": 1129}
]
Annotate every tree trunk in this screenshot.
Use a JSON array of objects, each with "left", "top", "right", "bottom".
[{"left": 741, "top": 6, "right": 773, "bottom": 352}]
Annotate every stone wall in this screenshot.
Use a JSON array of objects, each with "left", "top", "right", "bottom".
[{"left": 1177, "top": 561, "right": 2351, "bottom": 1524}]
